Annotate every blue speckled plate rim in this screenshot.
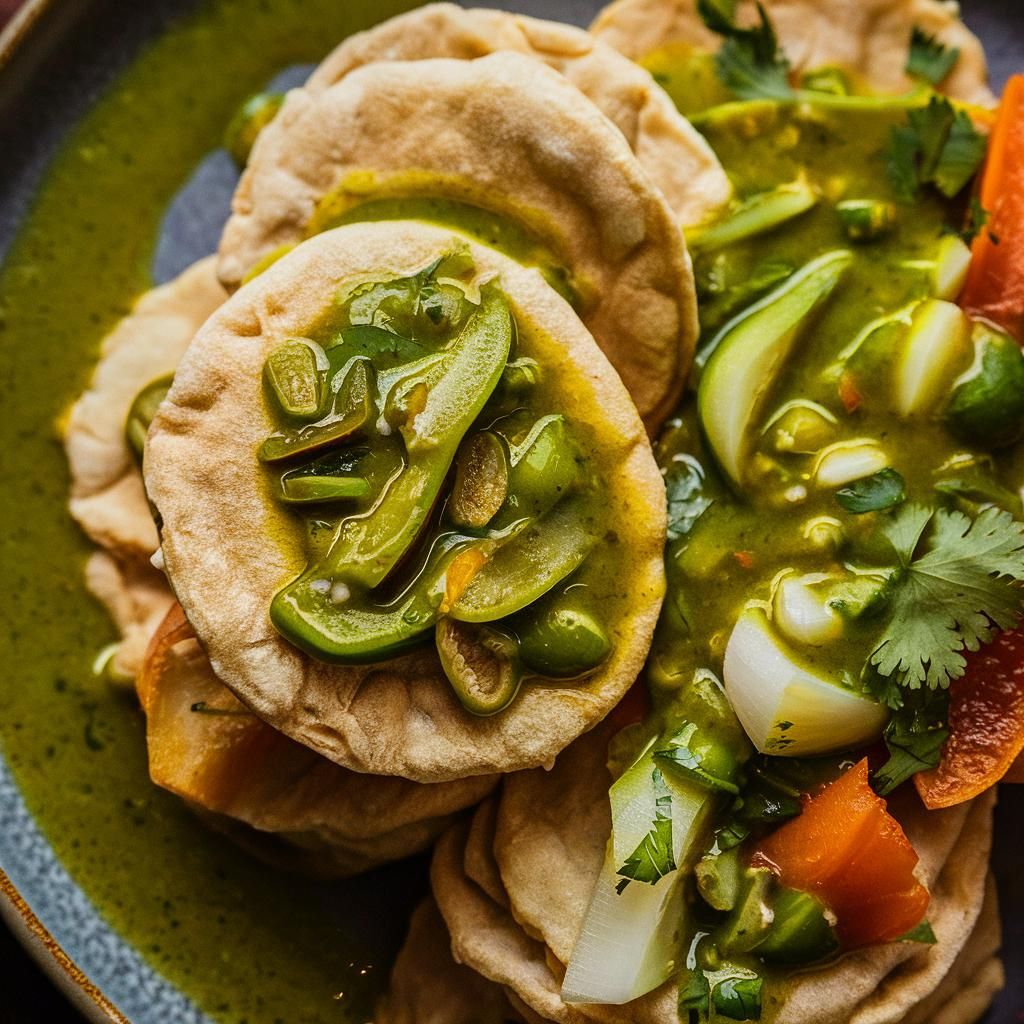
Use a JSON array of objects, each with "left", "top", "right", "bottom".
[{"left": 0, "top": 1, "right": 1020, "bottom": 1022}]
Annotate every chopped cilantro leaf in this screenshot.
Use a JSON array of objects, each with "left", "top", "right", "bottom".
[
  {"left": 873, "top": 689, "right": 950, "bottom": 792},
  {"left": 835, "top": 468, "right": 906, "bottom": 514},
  {"left": 906, "top": 27, "right": 961, "bottom": 86},
  {"left": 697, "top": 0, "right": 794, "bottom": 101},
  {"left": 615, "top": 770, "right": 676, "bottom": 892},
  {"left": 898, "top": 920, "right": 938, "bottom": 944},
  {"left": 886, "top": 97, "right": 987, "bottom": 201},
  {"left": 665, "top": 454, "right": 715, "bottom": 541},
  {"left": 713, "top": 976, "right": 763, "bottom": 1020},
  {"left": 868, "top": 504, "right": 1024, "bottom": 693},
  {"left": 948, "top": 196, "right": 991, "bottom": 245}
]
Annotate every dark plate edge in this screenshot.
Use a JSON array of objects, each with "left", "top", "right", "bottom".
[{"left": 0, "top": 868, "right": 126, "bottom": 1024}]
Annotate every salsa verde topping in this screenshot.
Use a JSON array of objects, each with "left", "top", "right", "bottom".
[
  {"left": 565, "top": 12, "right": 1024, "bottom": 1019},
  {"left": 260, "top": 253, "right": 611, "bottom": 715}
]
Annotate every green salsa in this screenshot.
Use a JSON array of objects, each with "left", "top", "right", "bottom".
[{"left": 0, "top": 2, "right": 439, "bottom": 1022}]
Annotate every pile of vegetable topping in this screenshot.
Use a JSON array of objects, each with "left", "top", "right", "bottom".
[
  {"left": 567, "top": 10, "right": 1024, "bottom": 1019},
  {"left": 258, "top": 252, "right": 611, "bottom": 715}
]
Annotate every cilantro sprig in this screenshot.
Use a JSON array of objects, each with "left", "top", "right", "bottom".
[
  {"left": 696, "top": 0, "right": 794, "bottom": 101},
  {"left": 905, "top": 27, "right": 961, "bottom": 87},
  {"left": 872, "top": 688, "right": 950, "bottom": 794},
  {"left": 867, "top": 504, "right": 1024, "bottom": 700},
  {"left": 887, "top": 96, "right": 988, "bottom": 201},
  {"left": 615, "top": 770, "right": 676, "bottom": 893}
]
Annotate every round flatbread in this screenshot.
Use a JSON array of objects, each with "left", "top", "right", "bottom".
[
  {"left": 85, "top": 551, "right": 176, "bottom": 685},
  {"left": 65, "top": 257, "right": 227, "bottom": 562},
  {"left": 591, "top": 0, "right": 994, "bottom": 106},
  {"left": 218, "top": 51, "right": 696, "bottom": 432},
  {"left": 305, "top": 3, "right": 730, "bottom": 229},
  {"left": 430, "top": 724, "right": 997, "bottom": 1024},
  {"left": 376, "top": 898, "right": 524, "bottom": 1024},
  {"left": 147, "top": 221, "right": 666, "bottom": 783},
  {"left": 137, "top": 604, "right": 496, "bottom": 878}
]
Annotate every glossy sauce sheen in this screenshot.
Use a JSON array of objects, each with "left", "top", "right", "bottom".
[{"left": 0, "top": 2, "right": 434, "bottom": 1021}]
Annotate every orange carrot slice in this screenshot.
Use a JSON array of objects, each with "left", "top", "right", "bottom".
[
  {"left": 915, "top": 626, "right": 1024, "bottom": 808},
  {"left": 960, "top": 75, "right": 1024, "bottom": 337},
  {"left": 754, "top": 759, "right": 929, "bottom": 948}
]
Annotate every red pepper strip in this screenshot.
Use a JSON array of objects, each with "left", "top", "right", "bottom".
[
  {"left": 915, "top": 626, "right": 1024, "bottom": 808},
  {"left": 960, "top": 75, "right": 1024, "bottom": 339},
  {"left": 753, "top": 759, "right": 929, "bottom": 949}
]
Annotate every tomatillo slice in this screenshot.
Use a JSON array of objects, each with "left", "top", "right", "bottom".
[
  {"left": 436, "top": 617, "right": 522, "bottom": 716},
  {"left": 259, "top": 357, "right": 374, "bottom": 463},
  {"left": 450, "top": 432, "right": 510, "bottom": 529},
  {"left": 125, "top": 373, "right": 173, "bottom": 461},
  {"left": 321, "top": 285, "right": 512, "bottom": 590},
  {"left": 279, "top": 475, "right": 370, "bottom": 504},
  {"left": 265, "top": 339, "right": 324, "bottom": 420},
  {"left": 271, "top": 533, "right": 475, "bottom": 663},
  {"left": 449, "top": 496, "right": 597, "bottom": 623}
]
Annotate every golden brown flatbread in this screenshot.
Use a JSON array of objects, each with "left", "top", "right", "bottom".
[
  {"left": 137, "top": 605, "right": 496, "bottom": 878},
  {"left": 65, "top": 257, "right": 226, "bottom": 563},
  {"left": 432, "top": 724, "right": 998, "bottom": 1024},
  {"left": 148, "top": 220, "right": 666, "bottom": 784},
  {"left": 591, "top": 0, "right": 994, "bottom": 106},
  {"left": 84, "top": 551, "right": 176, "bottom": 684},
  {"left": 217, "top": 52, "right": 696, "bottom": 431},
  {"left": 376, "top": 898, "right": 524, "bottom": 1024},
  {"left": 305, "top": 3, "right": 730, "bottom": 229}
]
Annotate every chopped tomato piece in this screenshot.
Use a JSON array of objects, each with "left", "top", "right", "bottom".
[
  {"left": 733, "top": 550, "right": 755, "bottom": 570},
  {"left": 960, "top": 75, "right": 1024, "bottom": 338},
  {"left": 838, "top": 371, "right": 862, "bottom": 413},
  {"left": 915, "top": 626, "right": 1024, "bottom": 808},
  {"left": 753, "top": 759, "right": 929, "bottom": 948}
]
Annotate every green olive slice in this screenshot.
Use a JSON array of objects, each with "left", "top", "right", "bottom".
[
  {"left": 125, "top": 373, "right": 173, "bottom": 461},
  {"left": 436, "top": 617, "right": 522, "bottom": 716},
  {"left": 259, "top": 357, "right": 374, "bottom": 463},
  {"left": 449, "top": 496, "right": 597, "bottom": 624},
  {"left": 449, "top": 432, "right": 510, "bottom": 529},
  {"left": 265, "top": 339, "right": 324, "bottom": 420},
  {"left": 516, "top": 599, "right": 610, "bottom": 679},
  {"left": 279, "top": 475, "right": 370, "bottom": 504}
]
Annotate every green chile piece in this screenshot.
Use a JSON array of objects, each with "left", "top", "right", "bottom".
[
  {"left": 515, "top": 596, "right": 610, "bottom": 678},
  {"left": 271, "top": 533, "right": 476, "bottom": 664},
  {"left": 946, "top": 323, "right": 1024, "bottom": 448},
  {"left": 125, "top": 373, "right": 173, "bottom": 460},
  {"left": 716, "top": 868, "right": 775, "bottom": 955},
  {"left": 259, "top": 357, "right": 374, "bottom": 463},
  {"left": 449, "top": 432, "right": 510, "bottom": 529},
  {"left": 436, "top": 617, "right": 522, "bottom": 716},
  {"left": 320, "top": 286, "right": 512, "bottom": 591},
  {"left": 224, "top": 91, "right": 284, "bottom": 166},
  {"left": 449, "top": 496, "right": 597, "bottom": 623},
  {"left": 265, "top": 339, "right": 323, "bottom": 420},
  {"left": 279, "top": 475, "right": 370, "bottom": 504},
  {"left": 836, "top": 199, "right": 897, "bottom": 242},
  {"left": 497, "top": 415, "right": 583, "bottom": 526},
  {"left": 757, "top": 887, "right": 839, "bottom": 965}
]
